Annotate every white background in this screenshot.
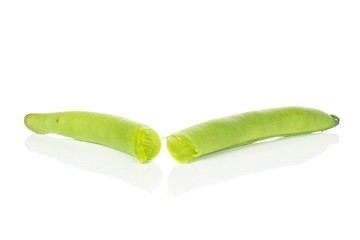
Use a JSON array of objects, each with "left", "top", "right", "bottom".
[{"left": 1, "top": 0, "right": 359, "bottom": 239}]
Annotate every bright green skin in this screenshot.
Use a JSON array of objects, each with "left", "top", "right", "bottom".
[
  {"left": 167, "top": 107, "right": 340, "bottom": 164},
  {"left": 25, "top": 112, "right": 161, "bottom": 163}
]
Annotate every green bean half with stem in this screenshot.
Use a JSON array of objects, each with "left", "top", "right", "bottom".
[{"left": 166, "top": 106, "right": 340, "bottom": 164}]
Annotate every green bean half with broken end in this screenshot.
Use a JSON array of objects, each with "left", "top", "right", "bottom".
[
  {"left": 166, "top": 106, "right": 340, "bottom": 164},
  {"left": 24, "top": 111, "right": 161, "bottom": 163}
]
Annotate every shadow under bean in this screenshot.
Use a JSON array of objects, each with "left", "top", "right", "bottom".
[
  {"left": 168, "top": 133, "right": 339, "bottom": 196},
  {"left": 25, "top": 134, "right": 162, "bottom": 192}
]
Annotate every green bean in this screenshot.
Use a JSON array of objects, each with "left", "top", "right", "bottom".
[
  {"left": 24, "top": 112, "right": 161, "bottom": 163},
  {"left": 166, "top": 106, "right": 340, "bottom": 164}
]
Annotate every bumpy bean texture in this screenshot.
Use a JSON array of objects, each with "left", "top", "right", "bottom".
[
  {"left": 167, "top": 106, "right": 340, "bottom": 164},
  {"left": 25, "top": 112, "right": 161, "bottom": 163}
]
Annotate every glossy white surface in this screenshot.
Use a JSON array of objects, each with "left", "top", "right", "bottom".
[{"left": 1, "top": 0, "right": 359, "bottom": 239}]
